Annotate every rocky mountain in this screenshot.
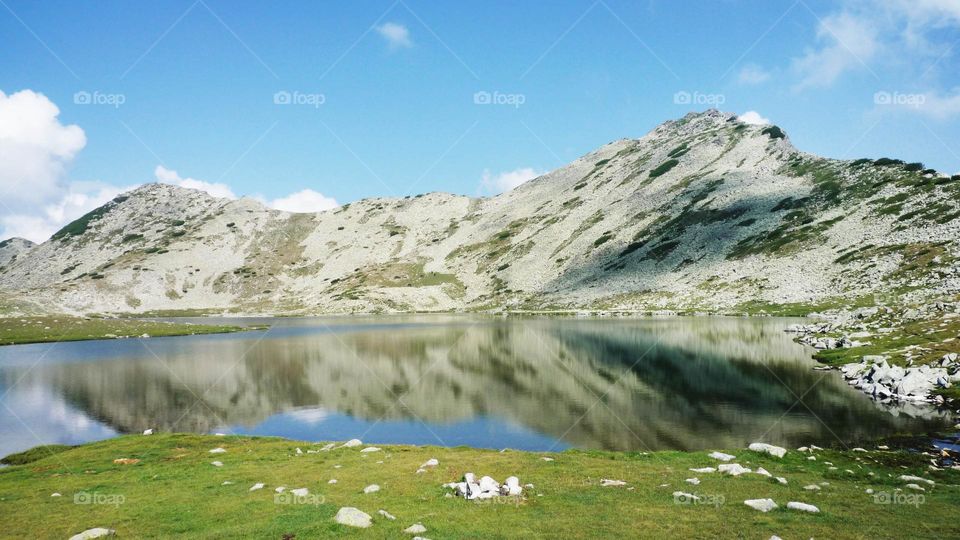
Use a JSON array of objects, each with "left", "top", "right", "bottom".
[
  {"left": 1, "top": 109, "right": 958, "bottom": 315},
  {"left": 0, "top": 238, "right": 35, "bottom": 270}
]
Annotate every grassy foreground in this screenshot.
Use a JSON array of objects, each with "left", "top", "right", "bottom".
[
  {"left": 0, "top": 316, "right": 255, "bottom": 346},
  {"left": 0, "top": 434, "right": 957, "bottom": 539}
]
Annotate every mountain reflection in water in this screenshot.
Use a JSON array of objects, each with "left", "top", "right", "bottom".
[{"left": 0, "top": 316, "right": 949, "bottom": 457}]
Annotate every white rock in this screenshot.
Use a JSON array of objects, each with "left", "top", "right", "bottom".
[
  {"left": 319, "top": 443, "right": 336, "bottom": 451},
  {"left": 404, "top": 523, "right": 428, "bottom": 534},
  {"left": 673, "top": 491, "right": 700, "bottom": 502},
  {"left": 689, "top": 467, "right": 716, "bottom": 473},
  {"left": 749, "top": 443, "right": 787, "bottom": 458},
  {"left": 209, "top": 447, "right": 226, "bottom": 454},
  {"left": 378, "top": 509, "right": 396, "bottom": 520},
  {"left": 142, "top": 429, "right": 153, "bottom": 435},
  {"left": 295, "top": 447, "right": 303, "bottom": 455},
  {"left": 478, "top": 476, "right": 499, "bottom": 493},
  {"left": 755, "top": 467, "right": 771, "bottom": 477},
  {"left": 899, "top": 475, "right": 934, "bottom": 485},
  {"left": 275, "top": 487, "right": 286, "bottom": 493},
  {"left": 421, "top": 458, "right": 439, "bottom": 468},
  {"left": 708, "top": 451, "right": 736, "bottom": 461},
  {"left": 211, "top": 461, "right": 223, "bottom": 467},
  {"left": 685, "top": 478, "right": 700, "bottom": 485},
  {"left": 69, "top": 528, "right": 115, "bottom": 540},
  {"left": 541, "top": 457, "right": 554, "bottom": 462},
  {"left": 803, "top": 484, "right": 820, "bottom": 491},
  {"left": 363, "top": 484, "right": 380, "bottom": 494},
  {"left": 339, "top": 439, "right": 363, "bottom": 448},
  {"left": 865, "top": 488, "right": 874, "bottom": 494},
  {"left": 601, "top": 479, "right": 627, "bottom": 487},
  {"left": 905, "top": 483, "right": 925, "bottom": 491},
  {"left": 463, "top": 473, "right": 476, "bottom": 484},
  {"left": 502, "top": 476, "right": 522, "bottom": 496},
  {"left": 328, "top": 479, "right": 338, "bottom": 484},
  {"left": 415, "top": 468, "right": 426, "bottom": 474},
  {"left": 249, "top": 483, "right": 265, "bottom": 491},
  {"left": 222, "top": 481, "right": 233, "bottom": 485},
  {"left": 775, "top": 477, "right": 788, "bottom": 485},
  {"left": 744, "top": 498, "right": 778, "bottom": 512},
  {"left": 335, "top": 507, "right": 372, "bottom": 528},
  {"left": 51, "top": 493, "right": 62, "bottom": 497},
  {"left": 360, "top": 447, "right": 381, "bottom": 453},
  {"left": 290, "top": 488, "right": 309, "bottom": 497},
  {"left": 718, "top": 463, "right": 751, "bottom": 476},
  {"left": 787, "top": 501, "right": 819, "bottom": 513},
  {"left": 853, "top": 447, "right": 867, "bottom": 452}
]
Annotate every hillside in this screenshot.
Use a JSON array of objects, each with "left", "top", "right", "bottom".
[{"left": 2, "top": 109, "right": 958, "bottom": 315}]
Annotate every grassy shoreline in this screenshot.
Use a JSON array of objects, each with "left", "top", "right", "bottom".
[
  {"left": 0, "top": 434, "right": 957, "bottom": 538},
  {"left": 0, "top": 316, "right": 260, "bottom": 346}
]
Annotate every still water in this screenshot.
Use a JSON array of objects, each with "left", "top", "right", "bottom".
[{"left": 0, "top": 315, "right": 950, "bottom": 458}]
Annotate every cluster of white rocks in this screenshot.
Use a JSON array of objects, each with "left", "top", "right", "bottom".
[
  {"left": 840, "top": 353, "right": 959, "bottom": 403},
  {"left": 444, "top": 473, "right": 523, "bottom": 499}
]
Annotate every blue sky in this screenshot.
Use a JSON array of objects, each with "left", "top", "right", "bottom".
[{"left": 1, "top": 0, "right": 959, "bottom": 241}]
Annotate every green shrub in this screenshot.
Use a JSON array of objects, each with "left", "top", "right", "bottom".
[
  {"left": 904, "top": 162, "right": 924, "bottom": 172},
  {"left": 761, "top": 126, "right": 786, "bottom": 139},
  {"left": 873, "top": 158, "right": 905, "bottom": 167},
  {"left": 122, "top": 233, "right": 143, "bottom": 243},
  {"left": 649, "top": 159, "right": 679, "bottom": 178}
]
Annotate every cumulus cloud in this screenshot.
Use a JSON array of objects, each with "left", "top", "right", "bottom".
[
  {"left": 154, "top": 165, "right": 236, "bottom": 199},
  {"left": 480, "top": 167, "right": 543, "bottom": 194},
  {"left": 792, "top": 12, "right": 879, "bottom": 89},
  {"left": 738, "top": 111, "right": 771, "bottom": 125},
  {"left": 376, "top": 22, "right": 412, "bottom": 49},
  {"left": 0, "top": 90, "right": 128, "bottom": 243},
  {"left": 737, "top": 64, "right": 771, "bottom": 85},
  {"left": 267, "top": 189, "right": 339, "bottom": 213},
  {"left": 0, "top": 90, "right": 86, "bottom": 207}
]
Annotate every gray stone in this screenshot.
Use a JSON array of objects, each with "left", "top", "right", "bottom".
[
  {"left": 786, "top": 501, "right": 819, "bottom": 513},
  {"left": 744, "top": 498, "right": 777, "bottom": 512},
  {"left": 335, "top": 507, "right": 372, "bottom": 528},
  {"left": 69, "top": 529, "right": 115, "bottom": 540},
  {"left": 404, "top": 523, "right": 428, "bottom": 534}
]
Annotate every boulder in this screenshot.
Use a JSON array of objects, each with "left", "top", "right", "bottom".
[
  {"left": 689, "top": 467, "right": 716, "bottom": 473},
  {"left": 69, "top": 529, "right": 115, "bottom": 540},
  {"left": 363, "top": 484, "right": 380, "bottom": 494},
  {"left": 378, "top": 509, "right": 396, "bottom": 520},
  {"left": 339, "top": 439, "right": 363, "bottom": 448},
  {"left": 708, "top": 451, "right": 736, "bottom": 461},
  {"left": 718, "top": 463, "right": 751, "bottom": 476},
  {"left": 335, "top": 507, "right": 372, "bottom": 528},
  {"left": 249, "top": 483, "right": 265, "bottom": 491},
  {"left": 786, "top": 501, "right": 819, "bottom": 513},
  {"left": 748, "top": 443, "right": 786, "bottom": 458},
  {"left": 404, "top": 523, "right": 428, "bottom": 534},
  {"left": 744, "top": 498, "right": 778, "bottom": 512},
  {"left": 502, "top": 476, "right": 522, "bottom": 496}
]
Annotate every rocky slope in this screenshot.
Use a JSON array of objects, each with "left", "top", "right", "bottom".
[
  {"left": 0, "top": 238, "right": 35, "bottom": 270},
  {"left": 1, "top": 109, "right": 958, "bottom": 315}
]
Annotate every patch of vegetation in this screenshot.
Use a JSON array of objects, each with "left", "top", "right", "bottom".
[
  {"left": 761, "top": 125, "right": 785, "bottom": 139},
  {"left": 0, "top": 316, "right": 254, "bottom": 346},
  {"left": 121, "top": 233, "right": 144, "bottom": 243},
  {"left": 593, "top": 232, "right": 614, "bottom": 247},
  {"left": 1, "top": 444, "right": 74, "bottom": 465},
  {"left": 666, "top": 143, "right": 689, "bottom": 159},
  {"left": 648, "top": 159, "right": 679, "bottom": 178},
  {"left": 873, "top": 158, "right": 906, "bottom": 167},
  {"left": 51, "top": 202, "right": 115, "bottom": 241}
]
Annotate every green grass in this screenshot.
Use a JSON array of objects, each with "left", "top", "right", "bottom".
[
  {"left": 0, "top": 316, "right": 255, "bottom": 346},
  {"left": 1, "top": 433, "right": 957, "bottom": 539},
  {"left": 648, "top": 159, "right": 680, "bottom": 178}
]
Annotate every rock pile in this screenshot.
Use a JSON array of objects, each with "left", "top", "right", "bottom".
[
  {"left": 444, "top": 473, "right": 523, "bottom": 499},
  {"left": 840, "top": 354, "right": 959, "bottom": 403}
]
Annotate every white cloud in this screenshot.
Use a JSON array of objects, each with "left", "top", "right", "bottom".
[
  {"left": 268, "top": 189, "right": 339, "bottom": 213},
  {"left": 0, "top": 89, "right": 86, "bottom": 207},
  {"left": 0, "top": 90, "right": 128, "bottom": 243},
  {"left": 376, "top": 22, "right": 412, "bottom": 49},
  {"left": 480, "top": 167, "right": 543, "bottom": 194},
  {"left": 738, "top": 111, "right": 771, "bottom": 125},
  {"left": 154, "top": 165, "right": 236, "bottom": 199},
  {"left": 792, "top": 12, "right": 879, "bottom": 89},
  {"left": 737, "top": 64, "right": 771, "bottom": 85}
]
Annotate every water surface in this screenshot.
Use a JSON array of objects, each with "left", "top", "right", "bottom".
[{"left": 0, "top": 315, "right": 949, "bottom": 457}]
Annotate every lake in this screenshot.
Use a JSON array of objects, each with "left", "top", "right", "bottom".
[{"left": 0, "top": 315, "right": 950, "bottom": 458}]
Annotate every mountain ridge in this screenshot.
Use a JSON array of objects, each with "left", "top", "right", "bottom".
[{"left": 2, "top": 109, "right": 959, "bottom": 315}]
